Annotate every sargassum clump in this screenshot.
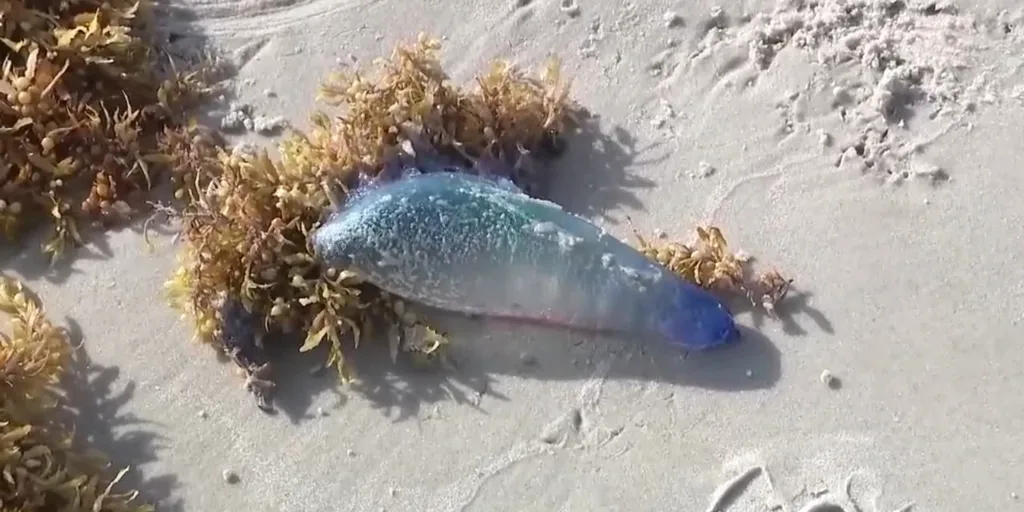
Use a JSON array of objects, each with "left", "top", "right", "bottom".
[
  {"left": 0, "top": 274, "right": 152, "bottom": 511},
  {"left": 0, "top": 0, "right": 221, "bottom": 261}
]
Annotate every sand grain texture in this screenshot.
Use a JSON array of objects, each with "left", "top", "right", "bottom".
[{"left": 5, "top": 0, "right": 1024, "bottom": 510}]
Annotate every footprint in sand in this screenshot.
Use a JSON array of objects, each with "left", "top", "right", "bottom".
[{"left": 704, "top": 466, "right": 914, "bottom": 512}]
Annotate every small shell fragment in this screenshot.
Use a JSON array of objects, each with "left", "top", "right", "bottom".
[
  {"left": 820, "top": 370, "right": 837, "bottom": 388},
  {"left": 664, "top": 11, "right": 684, "bottom": 28}
]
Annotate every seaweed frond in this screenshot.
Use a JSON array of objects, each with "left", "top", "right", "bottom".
[
  {"left": 635, "top": 226, "right": 793, "bottom": 314},
  {"left": 0, "top": 0, "right": 222, "bottom": 263}
]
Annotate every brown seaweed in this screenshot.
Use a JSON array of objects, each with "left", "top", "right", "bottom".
[{"left": 0, "top": 274, "right": 152, "bottom": 511}]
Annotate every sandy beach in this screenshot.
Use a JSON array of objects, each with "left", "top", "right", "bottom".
[{"left": 5, "top": 0, "right": 1024, "bottom": 510}]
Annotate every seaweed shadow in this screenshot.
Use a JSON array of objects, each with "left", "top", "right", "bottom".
[
  {"left": 60, "top": 318, "right": 182, "bottom": 511},
  {"left": 266, "top": 330, "right": 497, "bottom": 424},
  {"left": 728, "top": 287, "right": 834, "bottom": 337},
  {"left": 348, "top": 340, "right": 499, "bottom": 423},
  {"left": 0, "top": 0, "right": 232, "bottom": 285},
  {"left": 542, "top": 112, "right": 660, "bottom": 223},
  {"left": 254, "top": 334, "right": 351, "bottom": 425},
  {"left": 0, "top": 222, "right": 114, "bottom": 285},
  {"left": 0, "top": 184, "right": 184, "bottom": 286}
]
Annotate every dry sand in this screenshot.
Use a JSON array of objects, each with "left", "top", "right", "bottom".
[{"left": 6, "top": 0, "right": 1024, "bottom": 510}]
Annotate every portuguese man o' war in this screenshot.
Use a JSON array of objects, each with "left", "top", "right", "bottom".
[{"left": 311, "top": 141, "right": 741, "bottom": 352}]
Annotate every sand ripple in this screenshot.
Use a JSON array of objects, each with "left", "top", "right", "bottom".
[{"left": 173, "top": 0, "right": 384, "bottom": 37}]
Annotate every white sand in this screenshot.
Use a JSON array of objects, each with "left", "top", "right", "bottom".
[{"left": 6, "top": 0, "right": 1024, "bottom": 510}]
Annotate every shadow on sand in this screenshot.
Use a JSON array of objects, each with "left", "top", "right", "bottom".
[
  {"left": 60, "top": 318, "right": 184, "bottom": 512},
  {"left": 542, "top": 111, "right": 660, "bottom": 223},
  {"left": 270, "top": 296, "right": 829, "bottom": 425},
  {"left": 0, "top": 184, "right": 182, "bottom": 286}
]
